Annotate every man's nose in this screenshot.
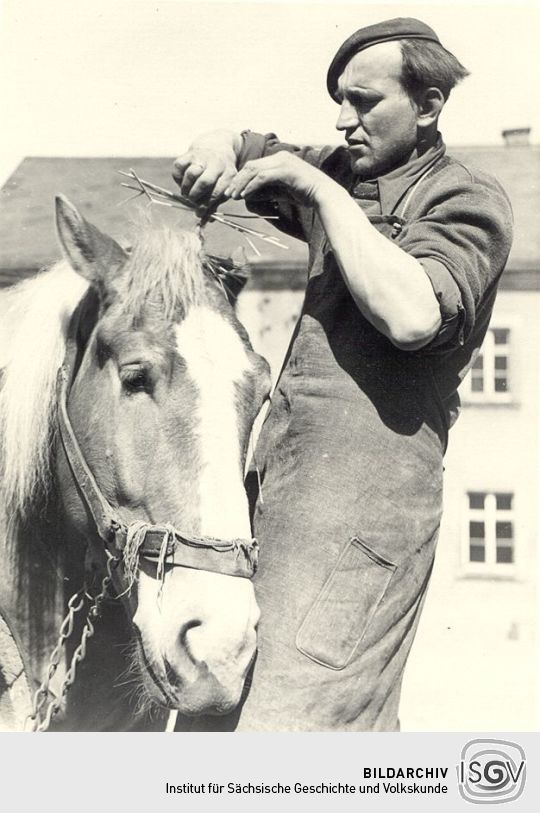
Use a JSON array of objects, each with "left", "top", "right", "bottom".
[{"left": 336, "top": 98, "right": 359, "bottom": 131}]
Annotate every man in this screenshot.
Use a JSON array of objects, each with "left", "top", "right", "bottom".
[{"left": 172, "top": 18, "right": 513, "bottom": 731}]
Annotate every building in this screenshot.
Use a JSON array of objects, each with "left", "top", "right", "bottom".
[{"left": 1, "top": 136, "right": 538, "bottom": 730}]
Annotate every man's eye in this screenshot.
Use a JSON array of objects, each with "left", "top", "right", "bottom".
[
  {"left": 347, "top": 90, "right": 381, "bottom": 109},
  {"left": 352, "top": 96, "right": 377, "bottom": 111},
  {"left": 121, "top": 365, "right": 152, "bottom": 394}
]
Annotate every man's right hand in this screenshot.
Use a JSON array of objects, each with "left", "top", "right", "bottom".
[{"left": 172, "top": 130, "right": 243, "bottom": 212}]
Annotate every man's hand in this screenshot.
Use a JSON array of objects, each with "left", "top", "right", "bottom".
[
  {"left": 224, "top": 151, "right": 332, "bottom": 207},
  {"left": 172, "top": 130, "right": 242, "bottom": 211}
]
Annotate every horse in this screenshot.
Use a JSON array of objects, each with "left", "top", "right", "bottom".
[{"left": 0, "top": 196, "right": 271, "bottom": 731}]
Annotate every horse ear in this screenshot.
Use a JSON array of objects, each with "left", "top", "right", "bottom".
[{"left": 55, "top": 195, "right": 127, "bottom": 294}]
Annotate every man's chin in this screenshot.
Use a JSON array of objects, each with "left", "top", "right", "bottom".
[
  {"left": 348, "top": 147, "right": 415, "bottom": 181},
  {"left": 348, "top": 151, "right": 377, "bottom": 180}
]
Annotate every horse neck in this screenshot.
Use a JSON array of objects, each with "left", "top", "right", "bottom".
[
  {"left": 1, "top": 489, "right": 67, "bottom": 672},
  {"left": 1, "top": 489, "right": 160, "bottom": 731}
]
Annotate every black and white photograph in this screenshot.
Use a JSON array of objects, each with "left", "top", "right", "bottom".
[{"left": 0, "top": 0, "right": 538, "bottom": 756}]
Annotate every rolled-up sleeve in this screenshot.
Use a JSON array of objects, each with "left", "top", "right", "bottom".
[
  {"left": 397, "top": 168, "right": 514, "bottom": 350},
  {"left": 237, "top": 131, "right": 332, "bottom": 242},
  {"left": 237, "top": 131, "right": 276, "bottom": 166},
  {"left": 238, "top": 131, "right": 324, "bottom": 169},
  {"left": 420, "top": 258, "right": 465, "bottom": 348}
]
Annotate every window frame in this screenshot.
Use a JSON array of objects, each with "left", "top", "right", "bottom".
[
  {"left": 462, "top": 324, "right": 512, "bottom": 404},
  {"left": 461, "top": 491, "right": 517, "bottom": 578}
]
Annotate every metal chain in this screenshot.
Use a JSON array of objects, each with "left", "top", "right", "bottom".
[
  {"left": 26, "top": 552, "right": 121, "bottom": 732},
  {"left": 25, "top": 590, "right": 86, "bottom": 730}
]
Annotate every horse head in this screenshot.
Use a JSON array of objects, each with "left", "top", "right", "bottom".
[{"left": 54, "top": 197, "right": 271, "bottom": 716}]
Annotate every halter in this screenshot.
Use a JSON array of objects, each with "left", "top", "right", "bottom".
[
  {"left": 23, "top": 297, "right": 258, "bottom": 732},
  {"left": 56, "top": 303, "right": 259, "bottom": 582}
]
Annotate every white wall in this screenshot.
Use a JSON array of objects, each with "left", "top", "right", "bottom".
[{"left": 401, "top": 291, "right": 539, "bottom": 731}]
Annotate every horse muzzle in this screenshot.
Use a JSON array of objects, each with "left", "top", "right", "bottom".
[{"left": 133, "top": 566, "right": 259, "bottom": 715}]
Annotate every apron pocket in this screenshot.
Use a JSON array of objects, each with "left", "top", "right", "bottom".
[{"left": 295, "top": 536, "right": 397, "bottom": 670}]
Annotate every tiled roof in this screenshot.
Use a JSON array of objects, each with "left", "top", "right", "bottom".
[
  {"left": 449, "top": 145, "right": 540, "bottom": 270},
  {"left": 0, "top": 157, "right": 307, "bottom": 285},
  {"left": 1, "top": 147, "right": 538, "bottom": 286}
]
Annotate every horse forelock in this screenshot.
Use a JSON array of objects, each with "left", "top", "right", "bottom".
[
  {"left": 118, "top": 228, "right": 207, "bottom": 321},
  {"left": 0, "top": 262, "right": 89, "bottom": 517}
]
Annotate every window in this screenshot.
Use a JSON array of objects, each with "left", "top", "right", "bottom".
[
  {"left": 463, "top": 327, "right": 511, "bottom": 403},
  {"left": 462, "top": 491, "right": 516, "bottom": 576}
]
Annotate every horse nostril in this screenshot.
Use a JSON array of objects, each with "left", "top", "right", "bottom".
[
  {"left": 178, "top": 619, "right": 204, "bottom": 666},
  {"left": 163, "top": 656, "right": 184, "bottom": 690},
  {"left": 163, "top": 620, "right": 204, "bottom": 688}
]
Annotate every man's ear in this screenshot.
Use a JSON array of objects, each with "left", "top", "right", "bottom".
[
  {"left": 416, "top": 87, "right": 445, "bottom": 129},
  {"left": 55, "top": 195, "right": 128, "bottom": 300}
]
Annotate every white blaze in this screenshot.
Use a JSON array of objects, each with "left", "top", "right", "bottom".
[{"left": 174, "top": 306, "right": 252, "bottom": 539}]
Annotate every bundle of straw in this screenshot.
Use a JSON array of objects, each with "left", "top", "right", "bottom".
[
  {"left": 118, "top": 168, "right": 289, "bottom": 256},
  {"left": 204, "top": 252, "right": 250, "bottom": 302}
]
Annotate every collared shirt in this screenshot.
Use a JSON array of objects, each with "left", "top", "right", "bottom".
[
  {"left": 367, "top": 134, "right": 445, "bottom": 215},
  {"left": 238, "top": 131, "right": 513, "bottom": 422}
]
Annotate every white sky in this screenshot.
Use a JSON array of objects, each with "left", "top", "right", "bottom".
[{"left": 1, "top": 0, "right": 539, "bottom": 185}]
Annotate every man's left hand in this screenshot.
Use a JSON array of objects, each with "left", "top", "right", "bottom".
[{"left": 224, "top": 151, "right": 331, "bottom": 207}]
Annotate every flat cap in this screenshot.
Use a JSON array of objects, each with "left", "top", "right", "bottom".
[{"left": 327, "top": 17, "right": 441, "bottom": 101}]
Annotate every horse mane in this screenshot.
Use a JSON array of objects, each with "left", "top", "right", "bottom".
[
  {"left": 0, "top": 227, "right": 206, "bottom": 518},
  {"left": 119, "top": 228, "right": 206, "bottom": 319},
  {"left": 0, "top": 262, "right": 89, "bottom": 517}
]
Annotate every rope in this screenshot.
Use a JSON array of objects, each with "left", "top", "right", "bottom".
[
  {"left": 122, "top": 521, "right": 175, "bottom": 602},
  {"left": 156, "top": 529, "right": 171, "bottom": 586},
  {"left": 122, "top": 521, "right": 149, "bottom": 593},
  {"left": 156, "top": 526, "right": 174, "bottom": 605}
]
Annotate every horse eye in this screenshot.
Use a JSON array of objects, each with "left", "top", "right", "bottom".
[{"left": 121, "top": 365, "right": 152, "bottom": 394}]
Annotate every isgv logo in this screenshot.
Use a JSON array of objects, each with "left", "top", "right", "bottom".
[{"left": 458, "top": 739, "right": 526, "bottom": 804}]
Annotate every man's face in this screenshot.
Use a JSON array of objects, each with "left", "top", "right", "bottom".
[{"left": 335, "top": 41, "right": 420, "bottom": 178}]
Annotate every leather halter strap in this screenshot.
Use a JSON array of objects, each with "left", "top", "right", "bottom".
[{"left": 56, "top": 306, "right": 258, "bottom": 579}]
